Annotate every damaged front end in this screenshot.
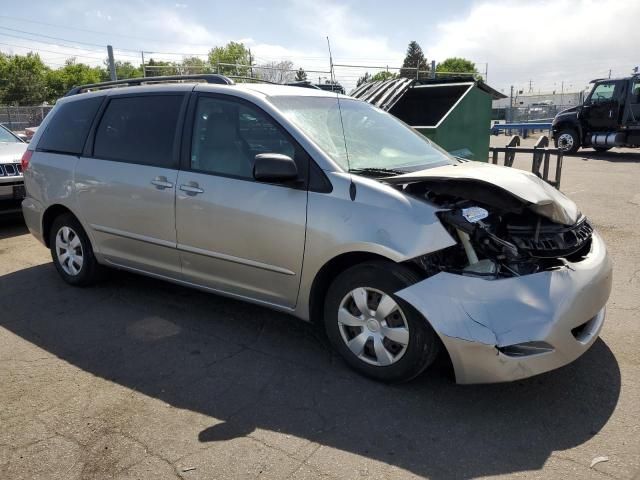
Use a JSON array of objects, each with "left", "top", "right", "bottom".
[{"left": 384, "top": 162, "right": 613, "bottom": 383}]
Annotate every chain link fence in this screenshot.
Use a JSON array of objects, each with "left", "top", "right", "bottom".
[
  {"left": 493, "top": 92, "right": 586, "bottom": 122},
  {"left": 0, "top": 106, "right": 54, "bottom": 131}
]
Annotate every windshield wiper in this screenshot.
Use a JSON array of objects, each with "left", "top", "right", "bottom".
[{"left": 348, "top": 167, "right": 406, "bottom": 177}]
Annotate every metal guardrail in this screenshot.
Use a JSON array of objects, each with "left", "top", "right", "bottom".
[
  {"left": 489, "top": 135, "right": 564, "bottom": 188},
  {"left": 491, "top": 122, "right": 553, "bottom": 138}
]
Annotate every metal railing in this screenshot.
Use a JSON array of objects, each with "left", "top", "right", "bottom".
[{"left": 489, "top": 135, "right": 564, "bottom": 188}]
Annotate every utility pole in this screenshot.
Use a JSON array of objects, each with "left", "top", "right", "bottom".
[
  {"left": 608, "top": 69, "right": 612, "bottom": 78},
  {"left": 560, "top": 80, "right": 564, "bottom": 106},
  {"left": 248, "top": 48, "right": 253, "bottom": 78},
  {"left": 431, "top": 60, "right": 436, "bottom": 79},
  {"left": 107, "top": 45, "right": 116, "bottom": 81},
  {"left": 141, "top": 51, "right": 145, "bottom": 77},
  {"left": 509, "top": 85, "right": 514, "bottom": 123},
  {"left": 529, "top": 79, "right": 533, "bottom": 93},
  {"left": 485, "top": 62, "right": 488, "bottom": 83}
]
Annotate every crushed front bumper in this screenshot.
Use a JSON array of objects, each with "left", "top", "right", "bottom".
[{"left": 396, "top": 232, "right": 612, "bottom": 384}]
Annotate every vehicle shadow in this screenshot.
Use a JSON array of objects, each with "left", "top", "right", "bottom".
[
  {"left": 569, "top": 149, "right": 640, "bottom": 163},
  {"left": 0, "top": 264, "right": 621, "bottom": 479},
  {"left": 0, "top": 215, "right": 28, "bottom": 240}
]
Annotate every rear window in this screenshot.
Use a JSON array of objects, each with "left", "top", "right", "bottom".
[
  {"left": 93, "top": 95, "right": 183, "bottom": 168},
  {"left": 37, "top": 97, "right": 103, "bottom": 154}
]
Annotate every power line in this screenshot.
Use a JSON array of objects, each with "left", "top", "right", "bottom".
[
  {"left": 0, "top": 14, "right": 215, "bottom": 46},
  {"left": 0, "top": 31, "right": 139, "bottom": 59}
]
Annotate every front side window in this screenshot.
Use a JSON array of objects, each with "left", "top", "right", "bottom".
[
  {"left": 589, "top": 83, "right": 616, "bottom": 103},
  {"left": 632, "top": 80, "right": 640, "bottom": 104},
  {"left": 268, "top": 96, "right": 453, "bottom": 172},
  {"left": 191, "top": 96, "right": 296, "bottom": 179},
  {"left": 93, "top": 95, "right": 183, "bottom": 167}
]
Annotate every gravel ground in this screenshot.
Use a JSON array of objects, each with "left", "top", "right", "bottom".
[{"left": 1, "top": 141, "right": 639, "bottom": 479}]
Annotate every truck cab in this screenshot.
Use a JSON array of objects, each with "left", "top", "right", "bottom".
[{"left": 552, "top": 74, "right": 640, "bottom": 153}]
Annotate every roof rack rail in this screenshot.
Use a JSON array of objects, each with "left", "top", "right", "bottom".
[
  {"left": 226, "top": 76, "right": 278, "bottom": 85},
  {"left": 65, "top": 74, "right": 234, "bottom": 96}
]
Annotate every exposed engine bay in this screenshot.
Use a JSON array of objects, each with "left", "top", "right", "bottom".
[{"left": 395, "top": 177, "right": 594, "bottom": 279}]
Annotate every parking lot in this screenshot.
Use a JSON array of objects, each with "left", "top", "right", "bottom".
[{"left": 1, "top": 143, "right": 639, "bottom": 479}]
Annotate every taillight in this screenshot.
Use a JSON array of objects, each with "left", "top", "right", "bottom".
[{"left": 21, "top": 150, "right": 32, "bottom": 171}]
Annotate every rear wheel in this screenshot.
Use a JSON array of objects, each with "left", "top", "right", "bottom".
[
  {"left": 555, "top": 128, "right": 580, "bottom": 154},
  {"left": 324, "top": 261, "right": 439, "bottom": 383},
  {"left": 49, "top": 213, "right": 102, "bottom": 286}
]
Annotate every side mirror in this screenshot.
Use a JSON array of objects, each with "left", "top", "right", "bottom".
[{"left": 253, "top": 153, "right": 299, "bottom": 183}]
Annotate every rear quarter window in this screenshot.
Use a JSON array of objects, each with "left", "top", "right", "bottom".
[{"left": 37, "top": 96, "right": 104, "bottom": 155}]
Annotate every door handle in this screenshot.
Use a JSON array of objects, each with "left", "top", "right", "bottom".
[
  {"left": 180, "top": 182, "right": 204, "bottom": 195},
  {"left": 151, "top": 176, "right": 174, "bottom": 189}
]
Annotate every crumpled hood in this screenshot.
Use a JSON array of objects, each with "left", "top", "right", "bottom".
[{"left": 385, "top": 161, "right": 579, "bottom": 225}]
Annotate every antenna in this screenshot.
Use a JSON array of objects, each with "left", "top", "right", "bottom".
[{"left": 326, "top": 36, "right": 354, "bottom": 198}]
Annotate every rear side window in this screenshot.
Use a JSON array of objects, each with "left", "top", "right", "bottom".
[
  {"left": 93, "top": 95, "right": 183, "bottom": 167},
  {"left": 37, "top": 97, "right": 103, "bottom": 154}
]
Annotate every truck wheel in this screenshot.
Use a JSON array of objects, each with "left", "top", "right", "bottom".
[
  {"left": 593, "top": 146, "right": 612, "bottom": 152},
  {"left": 323, "top": 261, "right": 439, "bottom": 383},
  {"left": 555, "top": 129, "right": 580, "bottom": 154}
]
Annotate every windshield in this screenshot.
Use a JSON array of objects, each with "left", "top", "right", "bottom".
[
  {"left": 268, "top": 96, "right": 453, "bottom": 172},
  {"left": 0, "top": 126, "right": 21, "bottom": 143}
]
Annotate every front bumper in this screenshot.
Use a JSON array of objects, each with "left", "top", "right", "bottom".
[{"left": 396, "top": 231, "right": 612, "bottom": 384}]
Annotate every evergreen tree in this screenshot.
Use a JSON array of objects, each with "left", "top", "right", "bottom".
[
  {"left": 400, "top": 41, "right": 428, "bottom": 79},
  {"left": 295, "top": 68, "right": 307, "bottom": 81}
]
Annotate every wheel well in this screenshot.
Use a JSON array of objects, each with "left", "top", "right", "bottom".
[
  {"left": 308, "top": 252, "right": 396, "bottom": 326},
  {"left": 42, "top": 204, "right": 75, "bottom": 247},
  {"left": 555, "top": 122, "right": 581, "bottom": 139}
]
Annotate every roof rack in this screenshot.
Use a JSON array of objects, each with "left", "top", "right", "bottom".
[
  {"left": 227, "top": 76, "right": 278, "bottom": 84},
  {"left": 65, "top": 74, "right": 234, "bottom": 96}
]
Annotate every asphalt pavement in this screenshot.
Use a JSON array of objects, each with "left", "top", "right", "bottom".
[{"left": 1, "top": 141, "right": 639, "bottom": 479}]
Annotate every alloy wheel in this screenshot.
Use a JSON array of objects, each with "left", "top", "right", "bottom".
[{"left": 557, "top": 133, "right": 575, "bottom": 151}]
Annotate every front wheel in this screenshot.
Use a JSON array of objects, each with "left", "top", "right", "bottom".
[
  {"left": 323, "top": 261, "right": 439, "bottom": 383},
  {"left": 555, "top": 129, "right": 580, "bottom": 154}
]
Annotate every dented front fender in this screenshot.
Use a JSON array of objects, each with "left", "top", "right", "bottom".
[{"left": 396, "top": 232, "right": 613, "bottom": 384}]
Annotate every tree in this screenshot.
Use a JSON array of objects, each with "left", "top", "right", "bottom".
[
  {"left": 372, "top": 70, "right": 397, "bottom": 82},
  {"left": 256, "top": 60, "right": 294, "bottom": 84},
  {"left": 142, "top": 58, "right": 176, "bottom": 77},
  {"left": 356, "top": 72, "right": 371, "bottom": 87},
  {"left": 436, "top": 57, "right": 477, "bottom": 77},
  {"left": 295, "top": 68, "right": 307, "bottom": 82},
  {"left": 0, "top": 52, "right": 48, "bottom": 105},
  {"left": 400, "top": 41, "right": 428, "bottom": 79},
  {"left": 208, "top": 41, "right": 252, "bottom": 76},
  {"left": 45, "top": 58, "right": 102, "bottom": 100},
  {"left": 181, "top": 56, "right": 210, "bottom": 75}
]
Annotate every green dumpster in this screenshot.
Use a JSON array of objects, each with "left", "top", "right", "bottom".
[{"left": 350, "top": 78, "right": 506, "bottom": 161}]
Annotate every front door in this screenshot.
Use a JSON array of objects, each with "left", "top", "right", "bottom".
[
  {"left": 582, "top": 81, "right": 622, "bottom": 131},
  {"left": 76, "top": 93, "right": 185, "bottom": 277},
  {"left": 175, "top": 94, "right": 308, "bottom": 308}
]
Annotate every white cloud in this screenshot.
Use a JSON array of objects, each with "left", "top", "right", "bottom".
[{"left": 426, "top": 0, "right": 640, "bottom": 93}]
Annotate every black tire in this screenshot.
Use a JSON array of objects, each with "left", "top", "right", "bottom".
[
  {"left": 555, "top": 128, "right": 580, "bottom": 154},
  {"left": 49, "top": 213, "right": 102, "bottom": 286},
  {"left": 593, "top": 146, "right": 612, "bottom": 152},
  {"left": 324, "top": 261, "right": 439, "bottom": 383}
]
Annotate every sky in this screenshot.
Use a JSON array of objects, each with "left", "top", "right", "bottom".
[{"left": 1, "top": 0, "right": 639, "bottom": 93}]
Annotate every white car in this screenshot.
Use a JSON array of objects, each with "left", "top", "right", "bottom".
[{"left": 0, "top": 124, "right": 27, "bottom": 213}]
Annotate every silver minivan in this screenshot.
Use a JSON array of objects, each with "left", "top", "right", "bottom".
[{"left": 21, "top": 75, "right": 612, "bottom": 384}]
